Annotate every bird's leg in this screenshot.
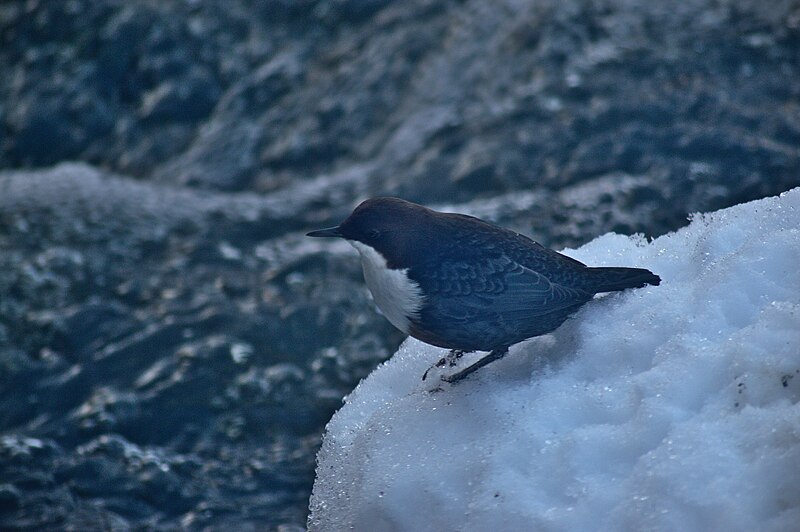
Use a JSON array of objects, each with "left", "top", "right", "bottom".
[
  {"left": 422, "top": 349, "right": 470, "bottom": 380},
  {"left": 441, "top": 347, "right": 509, "bottom": 384}
]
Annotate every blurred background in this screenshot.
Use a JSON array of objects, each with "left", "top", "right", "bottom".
[{"left": 0, "top": 0, "right": 798, "bottom": 529}]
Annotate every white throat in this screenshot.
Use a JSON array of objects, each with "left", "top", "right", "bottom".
[{"left": 350, "top": 241, "right": 424, "bottom": 334}]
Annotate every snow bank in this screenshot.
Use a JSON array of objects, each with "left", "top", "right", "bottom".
[{"left": 308, "top": 189, "right": 800, "bottom": 531}]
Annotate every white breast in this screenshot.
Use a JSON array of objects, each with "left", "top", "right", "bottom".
[{"left": 350, "top": 241, "right": 424, "bottom": 334}]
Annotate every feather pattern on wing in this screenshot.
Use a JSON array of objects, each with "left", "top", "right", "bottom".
[{"left": 406, "top": 219, "right": 595, "bottom": 350}]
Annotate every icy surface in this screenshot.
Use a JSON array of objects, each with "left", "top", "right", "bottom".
[{"left": 309, "top": 189, "right": 800, "bottom": 531}]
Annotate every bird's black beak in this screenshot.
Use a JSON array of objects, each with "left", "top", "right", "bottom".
[{"left": 306, "top": 226, "right": 343, "bottom": 238}]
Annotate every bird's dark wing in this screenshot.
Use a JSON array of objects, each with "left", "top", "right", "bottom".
[
  {"left": 414, "top": 253, "right": 590, "bottom": 314},
  {"left": 408, "top": 253, "right": 593, "bottom": 350}
]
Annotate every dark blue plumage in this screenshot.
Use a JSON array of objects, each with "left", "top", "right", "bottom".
[{"left": 308, "top": 197, "right": 660, "bottom": 382}]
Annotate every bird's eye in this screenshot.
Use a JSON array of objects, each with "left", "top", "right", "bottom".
[{"left": 367, "top": 229, "right": 381, "bottom": 239}]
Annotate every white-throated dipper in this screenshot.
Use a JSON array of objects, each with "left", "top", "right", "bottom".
[{"left": 307, "top": 197, "right": 660, "bottom": 383}]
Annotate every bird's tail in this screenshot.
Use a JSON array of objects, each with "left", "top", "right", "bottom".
[{"left": 586, "top": 266, "right": 661, "bottom": 293}]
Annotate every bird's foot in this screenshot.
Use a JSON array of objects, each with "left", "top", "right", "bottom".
[
  {"left": 440, "top": 349, "right": 467, "bottom": 367},
  {"left": 422, "top": 349, "right": 470, "bottom": 381},
  {"left": 440, "top": 347, "right": 509, "bottom": 384}
]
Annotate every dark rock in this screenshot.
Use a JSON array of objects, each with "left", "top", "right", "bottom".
[
  {"left": 0, "top": 484, "right": 22, "bottom": 514},
  {"left": 139, "top": 68, "right": 221, "bottom": 124}
]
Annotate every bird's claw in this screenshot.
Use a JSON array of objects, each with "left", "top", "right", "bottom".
[{"left": 422, "top": 349, "right": 470, "bottom": 381}]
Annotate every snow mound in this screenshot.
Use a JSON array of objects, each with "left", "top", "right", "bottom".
[{"left": 309, "top": 189, "right": 800, "bottom": 532}]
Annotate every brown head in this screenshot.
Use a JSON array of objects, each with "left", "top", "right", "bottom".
[{"left": 306, "top": 197, "right": 433, "bottom": 269}]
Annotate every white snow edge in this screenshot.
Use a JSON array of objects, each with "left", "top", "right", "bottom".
[{"left": 309, "top": 188, "right": 800, "bottom": 532}]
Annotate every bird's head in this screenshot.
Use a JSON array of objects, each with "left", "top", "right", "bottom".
[{"left": 307, "top": 197, "right": 429, "bottom": 268}]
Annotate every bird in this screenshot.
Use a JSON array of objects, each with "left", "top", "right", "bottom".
[{"left": 307, "top": 197, "right": 660, "bottom": 383}]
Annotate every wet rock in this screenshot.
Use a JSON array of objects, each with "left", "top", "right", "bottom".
[
  {"left": 0, "top": 484, "right": 21, "bottom": 514},
  {"left": 139, "top": 68, "right": 221, "bottom": 124}
]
